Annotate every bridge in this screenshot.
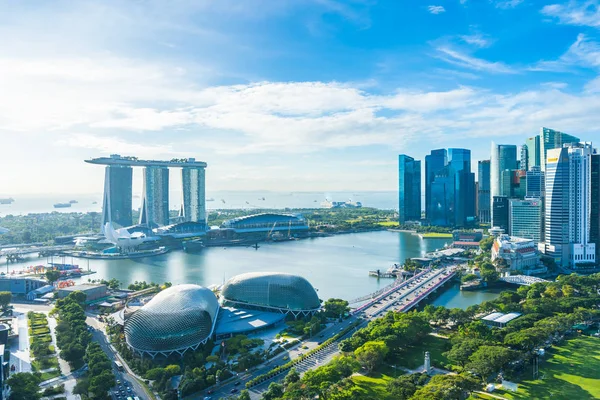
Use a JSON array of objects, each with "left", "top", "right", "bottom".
[
  {"left": 238, "top": 266, "right": 459, "bottom": 400},
  {"left": 0, "top": 245, "right": 74, "bottom": 262},
  {"left": 500, "top": 275, "right": 549, "bottom": 286}
]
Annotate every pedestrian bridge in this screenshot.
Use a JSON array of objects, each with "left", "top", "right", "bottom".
[{"left": 500, "top": 275, "right": 549, "bottom": 286}]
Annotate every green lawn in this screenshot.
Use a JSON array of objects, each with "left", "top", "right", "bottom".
[
  {"left": 352, "top": 373, "right": 394, "bottom": 399},
  {"left": 38, "top": 369, "right": 61, "bottom": 381},
  {"left": 392, "top": 334, "right": 451, "bottom": 370},
  {"left": 421, "top": 232, "right": 453, "bottom": 238},
  {"left": 495, "top": 336, "right": 600, "bottom": 400},
  {"left": 377, "top": 221, "right": 399, "bottom": 227},
  {"left": 32, "top": 357, "right": 60, "bottom": 371}
]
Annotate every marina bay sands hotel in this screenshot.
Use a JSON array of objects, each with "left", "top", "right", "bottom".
[{"left": 85, "top": 154, "right": 207, "bottom": 229}]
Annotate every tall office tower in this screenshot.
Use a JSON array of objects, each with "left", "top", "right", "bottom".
[
  {"left": 491, "top": 142, "right": 517, "bottom": 225},
  {"left": 509, "top": 198, "right": 542, "bottom": 244},
  {"left": 447, "top": 148, "right": 475, "bottom": 227},
  {"left": 492, "top": 196, "right": 509, "bottom": 232},
  {"left": 526, "top": 166, "right": 545, "bottom": 198},
  {"left": 543, "top": 144, "right": 595, "bottom": 267},
  {"left": 101, "top": 165, "right": 133, "bottom": 229},
  {"left": 139, "top": 166, "right": 170, "bottom": 227},
  {"left": 520, "top": 144, "right": 529, "bottom": 172},
  {"left": 181, "top": 165, "right": 207, "bottom": 226},
  {"left": 539, "top": 127, "right": 580, "bottom": 172},
  {"left": 478, "top": 160, "right": 491, "bottom": 224},
  {"left": 526, "top": 135, "right": 541, "bottom": 169},
  {"left": 398, "top": 155, "right": 421, "bottom": 223},
  {"left": 425, "top": 149, "right": 447, "bottom": 221},
  {"left": 591, "top": 153, "right": 600, "bottom": 262},
  {"left": 429, "top": 167, "right": 452, "bottom": 226}
]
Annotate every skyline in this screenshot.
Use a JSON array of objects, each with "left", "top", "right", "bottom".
[{"left": 2, "top": 0, "right": 600, "bottom": 195}]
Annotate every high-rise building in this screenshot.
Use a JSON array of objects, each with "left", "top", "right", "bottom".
[
  {"left": 478, "top": 160, "right": 491, "bottom": 224},
  {"left": 542, "top": 144, "right": 595, "bottom": 267},
  {"left": 526, "top": 166, "right": 545, "bottom": 198},
  {"left": 591, "top": 153, "right": 600, "bottom": 262},
  {"left": 539, "top": 127, "right": 580, "bottom": 172},
  {"left": 398, "top": 154, "right": 421, "bottom": 223},
  {"left": 490, "top": 143, "right": 518, "bottom": 226},
  {"left": 520, "top": 144, "right": 529, "bottom": 172},
  {"left": 140, "top": 166, "right": 170, "bottom": 227},
  {"left": 509, "top": 198, "right": 543, "bottom": 244},
  {"left": 448, "top": 148, "right": 475, "bottom": 227},
  {"left": 181, "top": 164, "right": 207, "bottom": 225},
  {"left": 429, "top": 166, "right": 452, "bottom": 226},
  {"left": 100, "top": 164, "right": 133, "bottom": 228},
  {"left": 525, "top": 135, "right": 541, "bottom": 170},
  {"left": 492, "top": 196, "right": 509, "bottom": 233},
  {"left": 425, "top": 149, "right": 447, "bottom": 222}
]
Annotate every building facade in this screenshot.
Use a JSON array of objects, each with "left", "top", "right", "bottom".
[
  {"left": 492, "top": 235, "right": 540, "bottom": 271},
  {"left": 478, "top": 160, "right": 491, "bottom": 224},
  {"left": 526, "top": 166, "right": 545, "bottom": 198},
  {"left": 181, "top": 165, "right": 207, "bottom": 226},
  {"left": 398, "top": 154, "right": 422, "bottom": 223},
  {"left": 140, "top": 166, "right": 170, "bottom": 227},
  {"left": 539, "top": 127, "right": 580, "bottom": 172},
  {"left": 591, "top": 153, "right": 600, "bottom": 262},
  {"left": 509, "top": 198, "right": 543, "bottom": 244},
  {"left": 425, "top": 149, "right": 447, "bottom": 222},
  {"left": 490, "top": 142, "right": 517, "bottom": 226},
  {"left": 101, "top": 165, "right": 133, "bottom": 228},
  {"left": 492, "top": 196, "right": 509, "bottom": 233},
  {"left": 526, "top": 135, "right": 541, "bottom": 170},
  {"left": 448, "top": 148, "right": 476, "bottom": 228}
]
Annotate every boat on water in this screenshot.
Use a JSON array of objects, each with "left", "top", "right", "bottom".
[
  {"left": 69, "top": 200, "right": 78, "bottom": 204},
  {"left": 0, "top": 198, "right": 14, "bottom": 205},
  {"left": 61, "top": 246, "right": 169, "bottom": 259},
  {"left": 54, "top": 203, "right": 72, "bottom": 208},
  {"left": 183, "top": 239, "right": 205, "bottom": 252},
  {"left": 206, "top": 198, "right": 215, "bottom": 202},
  {"left": 92, "top": 201, "right": 97, "bottom": 204}
]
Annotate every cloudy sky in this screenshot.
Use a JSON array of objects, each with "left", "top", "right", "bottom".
[{"left": 1, "top": 0, "right": 600, "bottom": 195}]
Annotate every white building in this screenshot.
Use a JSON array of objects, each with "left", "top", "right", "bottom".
[
  {"left": 540, "top": 143, "right": 596, "bottom": 268},
  {"left": 509, "top": 198, "right": 543, "bottom": 244},
  {"left": 492, "top": 235, "right": 540, "bottom": 271}
]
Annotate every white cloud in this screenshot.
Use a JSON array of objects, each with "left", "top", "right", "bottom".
[
  {"left": 541, "top": 1, "right": 600, "bottom": 28},
  {"left": 435, "top": 47, "right": 517, "bottom": 73},
  {"left": 460, "top": 33, "right": 492, "bottom": 48},
  {"left": 530, "top": 33, "right": 600, "bottom": 71},
  {"left": 59, "top": 133, "right": 180, "bottom": 157},
  {"left": 428, "top": 5, "right": 446, "bottom": 14},
  {"left": 494, "top": 0, "right": 524, "bottom": 9}
]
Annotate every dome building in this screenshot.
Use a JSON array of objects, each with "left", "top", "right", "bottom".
[
  {"left": 124, "top": 284, "right": 219, "bottom": 358},
  {"left": 220, "top": 272, "right": 320, "bottom": 317}
]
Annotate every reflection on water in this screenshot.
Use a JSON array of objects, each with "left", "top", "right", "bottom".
[{"left": 430, "top": 283, "right": 502, "bottom": 309}]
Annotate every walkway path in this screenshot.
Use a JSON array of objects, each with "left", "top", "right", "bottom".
[{"left": 48, "top": 315, "right": 71, "bottom": 376}]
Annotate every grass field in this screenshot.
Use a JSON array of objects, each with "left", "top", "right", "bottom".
[
  {"left": 421, "top": 232, "right": 453, "bottom": 239},
  {"left": 495, "top": 336, "right": 600, "bottom": 400},
  {"left": 377, "top": 221, "right": 399, "bottom": 227},
  {"left": 392, "top": 334, "right": 451, "bottom": 370},
  {"left": 352, "top": 373, "right": 394, "bottom": 399}
]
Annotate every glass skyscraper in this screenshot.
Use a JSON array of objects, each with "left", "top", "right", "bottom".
[
  {"left": 539, "top": 127, "right": 580, "bottom": 172},
  {"left": 448, "top": 148, "right": 475, "bottom": 227},
  {"left": 509, "top": 198, "right": 542, "bottom": 244},
  {"left": 591, "top": 153, "right": 600, "bottom": 262},
  {"left": 490, "top": 142, "right": 517, "bottom": 226},
  {"left": 140, "top": 166, "right": 170, "bottom": 227},
  {"left": 181, "top": 166, "right": 207, "bottom": 226},
  {"left": 525, "top": 135, "right": 541, "bottom": 170},
  {"left": 492, "top": 196, "right": 509, "bottom": 233},
  {"left": 398, "top": 154, "right": 421, "bottom": 223},
  {"left": 101, "top": 165, "right": 133, "bottom": 228},
  {"left": 425, "top": 149, "right": 447, "bottom": 222},
  {"left": 478, "top": 160, "right": 491, "bottom": 224}
]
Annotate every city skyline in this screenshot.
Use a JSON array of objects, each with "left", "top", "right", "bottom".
[{"left": 2, "top": 1, "right": 600, "bottom": 195}]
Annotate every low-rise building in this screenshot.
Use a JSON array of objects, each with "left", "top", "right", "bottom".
[
  {"left": 481, "top": 312, "right": 522, "bottom": 328},
  {"left": 58, "top": 284, "right": 108, "bottom": 303},
  {"left": 491, "top": 235, "right": 540, "bottom": 271}
]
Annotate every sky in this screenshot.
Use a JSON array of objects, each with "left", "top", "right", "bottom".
[{"left": 1, "top": 0, "right": 600, "bottom": 196}]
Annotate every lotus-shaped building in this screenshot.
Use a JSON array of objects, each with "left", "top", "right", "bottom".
[
  {"left": 124, "top": 284, "right": 219, "bottom": 357},
  {"left": 220, "top": 272, "right": 320, "bottom": 317}
]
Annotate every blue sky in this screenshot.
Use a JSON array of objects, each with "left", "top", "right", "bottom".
[{"left": 1, "top": 0, "right": 600, "bottom": 195}]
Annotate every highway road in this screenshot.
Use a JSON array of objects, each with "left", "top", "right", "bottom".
[{"left": 205, "top": 266, "right": 457, "bottom": 400}]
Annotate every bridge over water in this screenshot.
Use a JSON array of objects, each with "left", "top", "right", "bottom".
[
  {"left": 500, "top": 275, "right": 549, "bottom": 286},
  {"left": 0, "top": 245, "right": 74, "bottom": 262}
]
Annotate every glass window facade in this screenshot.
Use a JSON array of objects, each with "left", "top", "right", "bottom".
[
  {"left": 398, "top": 155, "right": 421, "bottom": 223},
  {"left": 478, "top": 160, "right": 491, "bottom": 224},
  {"left": 102, "top": 165, "right": 133, "bottom": 229}
]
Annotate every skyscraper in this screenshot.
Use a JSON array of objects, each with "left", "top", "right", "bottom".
[
  {"left": 539, "top": 127, "right": 580, "bottom": 172},
  {"left": 509, "top": 198, "right": 542, "bottom": 244},
  {"left": 398, "top": 154, "right": 421, "bottom": 223},
  {"left": 181, "top": 165, "right": 207, "bottom": 225},
  {"left": 448, "top": 148, "right": 475, "bottom": 227},
  {"left": 429, "top": 166, "right": 452, "bottom": 226},
  {"left": 490, "top": 142, "right": 518, "bottom": 201},
  {"left": 520, "top": 144, "right": 529, "bottom": 172},
  {"left": 101, "top": 165, "right": 133, "bottom": 228},
  {"left": 478, "top": 160, "right": 491, "bottom": 224},
  {"left": 526, "top": 166, "right": 544, "bottom": 198},
  {"left": 492, "top": 196, "right": 509, "bottom": 233},
  {"left": 542, "top": 144, "right": 595, "bottom": 267},
  {"left": 591, "top": 153, "right": 600, "bottom": 262},
  {"left": 525, "top": 135, "right": 541, "bottom": 170},
  {"left": 425, "top": 149, "right": 447, "bottom": 222},
  {"left": 139, "top": 166, "right": 170, "bottom": 227}
]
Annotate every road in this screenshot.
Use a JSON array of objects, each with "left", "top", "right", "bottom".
[
  {"left": 204, "top": 266, "right": 457, "bottom": 400},
  {"left": 86, "top": 316, "right": 150, "bottom": 400}
]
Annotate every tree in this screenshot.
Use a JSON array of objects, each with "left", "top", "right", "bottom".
[
  {"left": 323, "top": 298, "right": 350, "bottom": 319},
  {"left": 61, "top": 343, "right": 85, "bottom": 364},
  {"left": 504, "top": 328, "right": 547, "bottom": 351},
  {"left": 45, "top": 270, "right": 62, "bottom": 284},
  {"left": 0, "top": 291, "right": 11, "bottom": 311},
  {"left": 480, "top": 236, "right": 494, "bottom": 252},
  {"left": 461, "top": 274, "right": 478, "bottom": 283},
  {"left": 354, "top": 341, "right": 388, "bottom": 373},
  {"left": 466, "top": 345, "right": 518, "bottom": 382},
  {"left": 444, "top": 339, "right": 484, "bottom": 368},
  {"left": 237, "top": 390, "right": 251, "bottom": 400},
  {"left": 562, "top": 284, "right": 575, "bottom": 297},
  {"left": 283, "top": 368, "right": 300, "bottom": 387},
  {"left": 67, "top": 290, "right": 87, "bottom": 305},
  {"left": 262, "top": 382, "right": 284, "bottom": 400},
  {"left": 7, "top": 372, "right": 42, "bottom": 400},
  {"left": 88, "top": 370, "right": 116, "bottom": 398},
  {"left": 411, "top": 373, "right": 480, "bottom": 400}
]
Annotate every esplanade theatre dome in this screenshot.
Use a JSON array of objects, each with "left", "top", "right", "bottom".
[
  {"left": 221, "top": 272, "right": 320, "bottom": 316},
  {"left": 124, "top": 284, "right": 219, "bottom": 357}
]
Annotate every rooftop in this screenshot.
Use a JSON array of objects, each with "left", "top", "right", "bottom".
[
  {"left": 59, "top": 283, "right": 106, "bottom": 292},
  {"left": 214, "top": 307, "right": 286, "bottom": 336},
  {"left": 85, "top": 154, "right": 207, "bottom": 168}
]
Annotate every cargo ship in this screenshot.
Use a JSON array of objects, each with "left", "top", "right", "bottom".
[
  {"left": 54, "top": 203, "right": 72, "bottom": 208},
  {"left": 69, "top": 200, "right": 78, "bottom": 204},
  {"left": 0, "top": 198, "right": 14, "bottom": 205}
]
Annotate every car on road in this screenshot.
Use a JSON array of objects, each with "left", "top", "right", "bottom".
[
  {"left": 234, "top": 381, "right": 241, "bottom": 386},
  {"left": 230, "top": 388, "right": 238, "bottom": 394}
]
